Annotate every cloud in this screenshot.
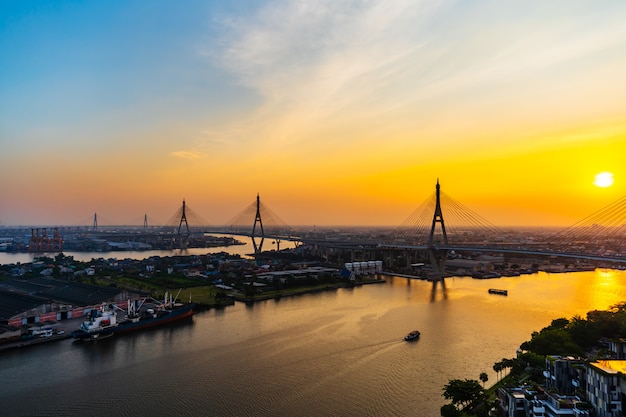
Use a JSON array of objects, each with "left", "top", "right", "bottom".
[
  {"left": 212, "top": 0, "right": 450, "bottom": 145},
  {"left": 209, "top": 0, "right": 626, "bottom": 150},
  {"left": 170, "top": 150, "right": 206, "bottom": 159}
]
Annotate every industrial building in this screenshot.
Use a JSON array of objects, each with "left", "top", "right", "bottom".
[{"left": 0, "top": 277, "right": 141, "bottom": 343}]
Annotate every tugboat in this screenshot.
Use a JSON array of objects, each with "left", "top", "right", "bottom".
[
  {"left": 404, "top": 330, "right": 421, "bottom": 341},
  {"left": 71, "top": 291, "right": 195, "bottom": 342}
]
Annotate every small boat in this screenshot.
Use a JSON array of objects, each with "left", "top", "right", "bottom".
[
  {"left": 488, "top": 288, "right": 508, "bottom": 296},
  {"left": 404, "top": 330, "right": 420, "bottom": 341}
]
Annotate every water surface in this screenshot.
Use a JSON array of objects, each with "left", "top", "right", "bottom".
[{"left": 2, "top": 270, "right": 625, "bottom": 416}]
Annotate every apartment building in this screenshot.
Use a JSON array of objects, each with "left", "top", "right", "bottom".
[{"left": 586, "top": 360, "right": 626, "bottom": 417}]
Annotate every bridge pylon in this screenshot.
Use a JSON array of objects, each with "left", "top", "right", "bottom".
[
  {"left": 178, "top": 199, "right": 190, "bottom": 249},
  {"left": 251, "top": 193, "right": 265, "bottom": 254},
  {"left": 427, "top": 179, "right": 449, "bottom": 280}
]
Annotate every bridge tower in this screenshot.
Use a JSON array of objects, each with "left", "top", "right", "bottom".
[
  {"left": 93, "top": 213, "right": 98, "bottom": 231},
  {"left": 251, "top": 193, "right": 265, "bottom": 255},
  {"left": 427, "top": 179, "right": 449, "bottom": 280},
  {"left": 178, "top": 199, "right": 190, "bottom": 249},
  {"left": 144, "top": 214, "right": 148, "bottom": 228}
]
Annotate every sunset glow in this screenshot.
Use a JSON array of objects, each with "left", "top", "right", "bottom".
[{"left": 1, "top": 1, "right": 626, "bottom": 227}]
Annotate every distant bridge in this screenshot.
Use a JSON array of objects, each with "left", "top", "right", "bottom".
[
  {"left": 66, "top": 180, "right": 626, "bottom": 274},
  {"left": 198, "top": 181, "right": 626, "bottom": 277}
]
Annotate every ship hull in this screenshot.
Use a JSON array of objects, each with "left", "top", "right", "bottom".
[{"left": 71, "top": 303, "right": 195, "bottom": 341}]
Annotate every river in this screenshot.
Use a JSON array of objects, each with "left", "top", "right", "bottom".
[
  {"left": 2, "top": 264, "right": 626, "bottom": 416},
  {"left": 0, "top": 234, "right": 298, "bottom": 264}
]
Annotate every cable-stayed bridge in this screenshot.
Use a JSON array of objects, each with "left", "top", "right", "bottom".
[
  {"left": 34, "top": 181, "right": 626, "bottom": 274},
  {"left": 374, "top": 180, "right": 626, "bottom": 279},
  {"left": 191, "top": 194, "right": 295, "bottom": 253},
  {"left": 381, "top": 181, "right": 626, "bottom": 265},
  {"left": 154, "top": 182, "right": 626, "bottom": 276},
  {"left": 209, "top": 181, "right": 625, "bottom": 274}
]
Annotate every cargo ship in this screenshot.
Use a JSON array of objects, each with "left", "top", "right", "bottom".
[{"left": 71, "top": 292, "right": 195, "bottom": 342}]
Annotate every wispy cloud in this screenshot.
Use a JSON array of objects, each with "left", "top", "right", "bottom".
[
  {"left": 170, "top": 150, "right": 206, "bottom": 159},
  {"left": 209, "top": 0, "right": 626, "bottom": 149},
  {"left": 212, "top": 0, "right": 450, "bottom": 145}
]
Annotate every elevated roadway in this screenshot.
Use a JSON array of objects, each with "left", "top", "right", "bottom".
[{"left": 204, "top": 230, "right": 626, "bottom": 264}]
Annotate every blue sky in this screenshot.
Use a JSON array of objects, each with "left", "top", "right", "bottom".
[{"left": 2, "top": 1, "right": 235, "bottom": 148}]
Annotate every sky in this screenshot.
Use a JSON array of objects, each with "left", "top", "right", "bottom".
[{"left": 1, "top": 0, "right": 626, "bottom": 228}]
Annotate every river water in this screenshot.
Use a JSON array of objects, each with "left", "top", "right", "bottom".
[
  {"left": 2, "top": 262, "right": 626, "bottom": 416},
  {"left": 0, "top": 234, "right": 297, "bottom": 265}
]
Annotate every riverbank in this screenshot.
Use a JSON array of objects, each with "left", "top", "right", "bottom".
[
  {"left": 0, "top": 279, "right": 383, "bottom": 352},
  {"left": 0, "top": 316, "right": 83, "bottom": 352},
  {"left": 228, "top": 277, "right": 386, "bottom": 302}
]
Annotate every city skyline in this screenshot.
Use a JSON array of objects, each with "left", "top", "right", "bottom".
[{"left": 1, "top": 1, "right": 626, "bottom": 227}]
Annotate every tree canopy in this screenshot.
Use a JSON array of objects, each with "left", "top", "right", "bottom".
[
  {"left": 520, "top": 307, "right": 626, "bottom": 356},
  {"left": 442, "top": 379, "right": 485, "bottom": 409}
]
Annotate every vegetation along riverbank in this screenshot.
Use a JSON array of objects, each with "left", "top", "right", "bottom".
[{"left": 440, "top": 301, "right": 626, "bottom": 416}]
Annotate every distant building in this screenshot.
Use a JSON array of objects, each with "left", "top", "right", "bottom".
[
  {"left": 0, "top": 277, "right": 142, "bottom": 327},
  {"left": 476, "top": 254, "right": 505, "bottom": 266},
  {"left": 257, "top": 267, "right": 338, "bottom": 284},
  {"left": 446, "top": 259, "right": 493, "bottom": 274}
]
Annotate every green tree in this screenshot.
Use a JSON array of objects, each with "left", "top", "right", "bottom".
[
  {"left": 493, "top": 358, "right": 513, "bottom": 380},
  {"left": 586, "top": 309, "right": 617, "bottom": 339},
  {"left": 440, "top": 403, "right": 461, "bottom": 417},
  {"left": 442, "top": 379, "right": 485, "bottom": 409},
  {"left": 568, "top": 315, "right": 598, "bottom": 352},
  {"left": 546, "top": 317, "right": 570, "bottom": 330},
  {"left": 493, "top": 362, "right": 503, "bottom": 381},
  {"left": 479, "top": 372, "right": 488, "bottom": 387},
  {"left": 520, "top": 328, "right": 582, "bottom": 356}
]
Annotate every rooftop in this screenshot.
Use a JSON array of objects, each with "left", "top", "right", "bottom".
[
  {"left": 589, "top": 360, "right": 626, "bottom": 374},
  {"left": 0, "top": 277, "right": 123, "bottom": 320},
  {"left": 0, "top": 289, "right": 49, "bottom": 321}
]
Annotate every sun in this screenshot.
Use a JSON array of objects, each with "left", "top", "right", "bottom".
[{"left": 593, "top": 172, "right": 614, "bottom": 188}]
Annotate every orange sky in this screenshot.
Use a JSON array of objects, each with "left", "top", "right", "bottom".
[{"left": 1, "top": 1, "right": 626, "bottom": 227}]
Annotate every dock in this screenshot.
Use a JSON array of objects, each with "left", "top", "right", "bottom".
[{"left": 0, "top": 317, "right": 84, "bottom": 352}]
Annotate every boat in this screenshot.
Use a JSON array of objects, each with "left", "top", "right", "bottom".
[
  {"left": 404, "top": 330, "right": 420, "bottom": 341},
  {"left": 488, "top": 288, "right": 508, "bottom": 296},
  {"left": 71, "top": 291, "right": 195, "bottom": 342}
]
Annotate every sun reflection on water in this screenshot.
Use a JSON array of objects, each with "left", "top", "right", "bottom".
[{"left": 585, "top": 269, "right": 626, "bottom": 311}]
